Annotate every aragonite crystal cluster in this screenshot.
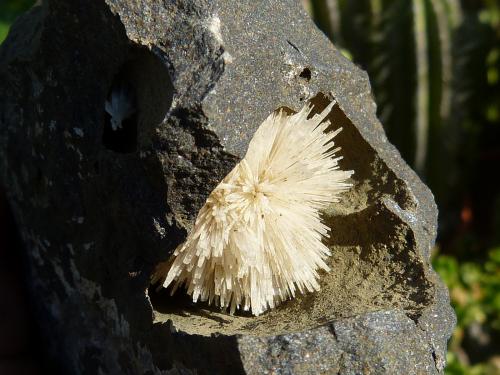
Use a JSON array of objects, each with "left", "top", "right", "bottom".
[{"left": 154, "top": 101, "right": 353, "bottom": 315}]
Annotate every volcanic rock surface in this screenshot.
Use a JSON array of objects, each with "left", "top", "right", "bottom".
[{"left": 0, "top": 0, "right": 455, "bottom": 374}]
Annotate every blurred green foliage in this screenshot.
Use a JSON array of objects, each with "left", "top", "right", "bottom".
[
  {"left": 0, "top": 0, "right": 34, "bottom": 43},
  {"left": 1, "top": 0, "right": 500, "bottom": 373},
  {"left": 434, "top": 248, "right": 500, "bottom": 374},
  {"left": 435, "top": 248, "right": 500, "bottom": 331}
]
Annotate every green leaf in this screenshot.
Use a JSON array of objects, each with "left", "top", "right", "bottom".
[{"left": 0, "top": 21, "right": 9, "bottom": 44}]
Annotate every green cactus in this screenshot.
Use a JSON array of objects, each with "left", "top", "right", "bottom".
[
  {"left": 305, "top": 0, "right": 469, "bottom": 230},
  {"left": 309, "top": 0, "right": 461, "bottom": 176}
]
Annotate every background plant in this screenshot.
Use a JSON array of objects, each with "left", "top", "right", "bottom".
[{"left": 0, "top": 0, "right": 33, "bottom": 42}]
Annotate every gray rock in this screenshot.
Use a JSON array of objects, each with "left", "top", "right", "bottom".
[{"left": 0, "top": 0, "right": 455, "bottom": 374}]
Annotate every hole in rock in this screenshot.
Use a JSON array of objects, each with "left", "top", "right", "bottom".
[
  {"left": 149, "top": 93, "right": 430, "bottom": 337},
  {"left": 103, "top": 47, "right": 173, "bottom": 153},
  {"left": 299, "top": 67, "right": 311, "bottom": 81},
  {"left": 148, "top": 284, "right": 254, "bottom": 318}
]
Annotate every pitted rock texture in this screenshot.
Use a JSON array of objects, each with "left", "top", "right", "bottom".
[{"left": 0, "top": 0, "right": 455, "bottom": 374}]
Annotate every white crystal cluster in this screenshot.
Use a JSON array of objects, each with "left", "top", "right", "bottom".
[
  {"left": 157, "top": 101, "right": 353, "bottom": 315},
  {"left": 104, "top": 86, "right": 135, "bottom": 131}
]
